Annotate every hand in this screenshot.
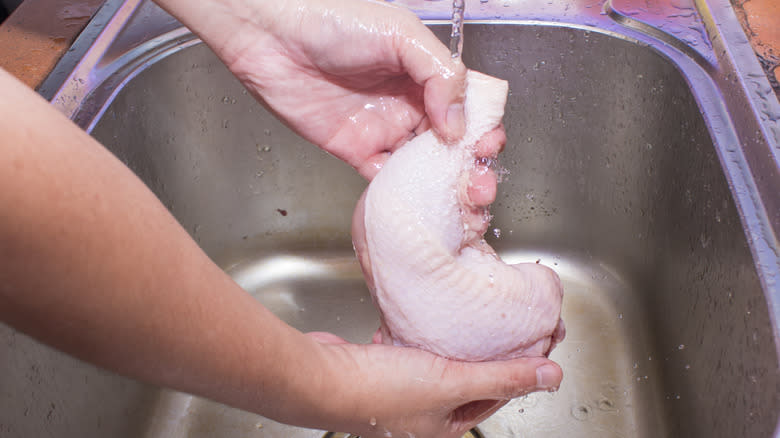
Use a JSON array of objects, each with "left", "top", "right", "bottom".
[
  {"left": 221, "top": 0, "right": 469, "bottom": 179},
  {"left": 306, "top": 332, "right": 562, "bottom": 438},
  {"left": 161, "top": 0, "right": 501, "bottom": 179}
]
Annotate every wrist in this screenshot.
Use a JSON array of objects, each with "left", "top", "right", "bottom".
[
  {"left": 240, "top": 332, "right": 346, "bottom": 430},
  {"left": 269, "top": 341, "right": 371, "bottom": 434},
  {"left": 152, "top": 0, "right": 280, "bottom": 60}
]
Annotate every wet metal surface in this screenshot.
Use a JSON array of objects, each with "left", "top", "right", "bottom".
[{"left": 1, "top": 1, "right": 779, "bottom": 437}]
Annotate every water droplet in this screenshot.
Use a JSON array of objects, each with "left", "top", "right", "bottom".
[
  {"left": 685, "top": 364, "right": 691, "bottom": 370},
  {"left": 264, "top": 129, "right": 271, "bottom": 136},
  {"left": 700, "top": 233, "right": 711, "bottom": 248},
  {"left": 618, "top": 313, "right": 623, "bottom": 319},
  {"left": 571, "top": 404, "right": 591, "bottom": 421},
  {"left": 678, "top": 344, "right": 685, "bottom": 350},
  {"left": 222, "top": 96, "right": 230, "bottom": 103},
  {"left": 633, "top": 362, "right": 639, "bottom": 369},
  {"left": 518, "top": 408, "right": 525, "bottom": 413},
  {"left": 493, "top": 228, "right": 501, "bottom": 238},
  {"left": 597, "top": 398, "right": 616, "bottom": 411},
  {"left": 369, "top": 417, "right": 377, "bottom": 426}
]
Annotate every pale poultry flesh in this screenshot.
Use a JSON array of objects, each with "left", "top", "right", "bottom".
[{"left": 352, "top": 71, "right": 565, "bottom": 361}]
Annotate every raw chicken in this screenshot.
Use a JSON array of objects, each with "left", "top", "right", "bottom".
[{"left": 352, "top": 71, "right": 564, "bottom": 361}]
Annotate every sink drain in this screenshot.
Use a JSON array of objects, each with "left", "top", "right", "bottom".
[{"left": 323, "top": 428, "right": 483, "bottom": 438}]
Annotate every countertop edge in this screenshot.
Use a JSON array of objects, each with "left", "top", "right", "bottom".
[{"left": 0, "top": 0, "right": 105, "bottom": 90}]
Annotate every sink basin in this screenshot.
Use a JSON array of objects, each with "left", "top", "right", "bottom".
[{"left": 2, "top": 0, "right": 778, "bottom": 437}]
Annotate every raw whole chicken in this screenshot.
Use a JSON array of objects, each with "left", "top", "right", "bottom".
[{"left": 352, "top": 71, "right": 564, "bottom": 361}]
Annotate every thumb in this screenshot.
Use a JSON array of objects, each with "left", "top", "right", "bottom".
[
  {"left": 457, "top": 357, "right": 563, "bottom": 401},
  {"left": 424, "top": 67, "right": 467, "bottom": 142},
  {"left": 393, "top": 14, "right": 467, "bottom": 141},
  {"left": 306, "top": 331, "right": 349, "bottom": 344}
]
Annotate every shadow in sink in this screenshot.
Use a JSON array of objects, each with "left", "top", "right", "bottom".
[{"left": 2, "top": 22, "right": 777, "bottom": 438}]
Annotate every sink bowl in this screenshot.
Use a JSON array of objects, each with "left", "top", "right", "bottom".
[{"left": 2, "top": 1, "right": 778, "bottom": 437}]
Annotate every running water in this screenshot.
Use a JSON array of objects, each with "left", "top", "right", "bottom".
[{"left": 450, "top": 0, "right": 465, "bottom": 58}]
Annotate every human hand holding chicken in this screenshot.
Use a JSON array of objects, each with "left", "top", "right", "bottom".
[{"left": 0, "top": 1, "right": 564, "bottom": 438}]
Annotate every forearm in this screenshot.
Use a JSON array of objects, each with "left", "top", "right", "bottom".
[{"left": 0, "top": 68, "right": 326, "bottom": 424}]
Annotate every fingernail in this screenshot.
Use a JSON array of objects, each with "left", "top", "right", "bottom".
[
  {"left": 446, "top": 103, "right": 465, "bottom": 140},
  {"left": 536, "top": 364, "right": 559, "bottom": 390}
]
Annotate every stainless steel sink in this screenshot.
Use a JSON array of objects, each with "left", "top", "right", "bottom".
[{"left": 2, "top": 0, "right": 778, "bottom": 437}]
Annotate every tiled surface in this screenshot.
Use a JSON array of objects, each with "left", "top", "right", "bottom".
[
  {"left": 732, "top": 0, "right": 780, "bottom": 98},
  {"left": 0, "top": 0, "right": 103, "bottom": 89}
]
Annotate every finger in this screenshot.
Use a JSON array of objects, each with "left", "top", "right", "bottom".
[
  {"left": 475, "top": 125, "right": 507, "bottom": 158},
  {"left": 394, "top": 15, "right": 467, "bottom": 142},
  {"left": 425, "top": 71, "right": 466, "bottom": 142},
  {"left": 467, "top": 167, "right": 497, "bottom": 207},
  {"left": 356, "top": 152, "right": 391, "bottom": 180},
  {"left": 450, "top": 399, "right": 507, "bottom": 427},
  {"left": 306, "top": 331, "right": 349, "bottom": 344},
  {"left": 461, "top": 205, "right": 490, "bottom": 238},
  {"left": 452, "top": 357, "right": 563, "bottom": 401},
  {"left": 414, "top": 115, "right": 432, "bottom": 136}
]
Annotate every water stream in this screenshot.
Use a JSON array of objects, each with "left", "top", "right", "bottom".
[{"left": 450, "top": 0, "right": 465, "bottom": 58}]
